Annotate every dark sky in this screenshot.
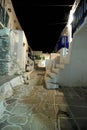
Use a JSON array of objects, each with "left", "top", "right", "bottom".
[{"left": 11, "top": 0, "right": 75, "bottom": 53}]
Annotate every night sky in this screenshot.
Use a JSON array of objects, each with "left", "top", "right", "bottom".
[{"left": 11, "top": 0, "right": 75, "bottom": 53}]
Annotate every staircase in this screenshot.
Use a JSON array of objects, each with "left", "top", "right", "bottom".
[{"left": 44, "top": 47, "right": 71, "bottom": 89}]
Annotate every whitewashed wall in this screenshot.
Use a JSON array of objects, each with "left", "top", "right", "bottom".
[
  {"left": 58, "top": 22, "right": 87, "bottom": 87},
  {"left": 9, "top": 30, "right": 28, "bottom": 73}
]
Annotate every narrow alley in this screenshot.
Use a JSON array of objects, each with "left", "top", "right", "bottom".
[
  {"left": 0, "top": 0, "right": 87, "bottom": 130},
  {"left": 0, "top": 68, "right": 87, "bottom": 130}
]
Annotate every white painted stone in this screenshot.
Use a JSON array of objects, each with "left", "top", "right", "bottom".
[
  {"left": 19, "top": 76, "right": 24, "bottom": 84},
  {"left": 10, "top": 76, "right": 23, "bottom": 88},
  {"left": 45, "top": 76, "right": 58, "bottom": 84},
  {"left": 45, "top": 82, "right": 59, "bottom": 89},
  {"left": 0, "top": 82, "right": 13, "bottom": 98},
  {"left": 46, "top": 72, "right": 57, "bottom": 78},
  {"left": 0, "top": 75, "right": 24, "bottom": 99}
]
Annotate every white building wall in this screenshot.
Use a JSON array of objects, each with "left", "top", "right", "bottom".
[
  {"left": 1, "top": 0, "right": 22, "bottom": 30},
  {"left": 0, "top": 0, "right": 33, "bottom": 75},
  {"left": 10, "top": 30, "right": 28, "bottom": 72},
  {"left": 58, "top": 22, "right": 87, "bottom": 87}
]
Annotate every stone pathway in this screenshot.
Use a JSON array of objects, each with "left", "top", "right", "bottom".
[{"left": 0, "top": 69, "right": 87, "bottom": 130}]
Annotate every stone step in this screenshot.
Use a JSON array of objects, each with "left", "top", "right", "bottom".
[
  {"left": 45, "top": 82, "right": 59, "bottom": 89},
  {"left": 46, "top": 71, "right": 57, "bottom": 78},
  {"left": 56, "top": 64, "right": 64, "bottom": 69},
  {"left": 52, "top": 68, "right": 59, "bottom": 74},
  {"left": 44, "top": 76, "right": 59, "bottom": 84},
  {"left": 60, "top": 56, "right": 69, "bottom": 64}
]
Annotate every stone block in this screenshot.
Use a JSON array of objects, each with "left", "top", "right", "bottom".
[
  {"left": 10, "top": 76, "right": 23, "bottom": 88},
  {"left": 0, "top": 82, "right": 13, "bottom": 98}
]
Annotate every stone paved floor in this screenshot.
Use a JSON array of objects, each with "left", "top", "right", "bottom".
[{"left": 0, "top": 69, "right": 87, "bottom": 130}]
